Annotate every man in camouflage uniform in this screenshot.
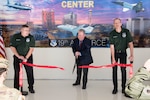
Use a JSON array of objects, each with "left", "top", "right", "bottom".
[
  {"left": 0, "top": 58, "right": 25, "bottom": 100},
  {"left": 125, "top": 59, "right": 150, "bottom": 100}
]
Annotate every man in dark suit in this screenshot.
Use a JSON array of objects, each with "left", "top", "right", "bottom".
[{"left": 72, "top": 29, "right": 93, "bottom": 89}]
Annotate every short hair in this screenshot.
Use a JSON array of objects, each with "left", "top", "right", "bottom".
[
  {"left": 78, "top": 29, "right": 85, "bottom": 34},
  {"left": 114, "top": 18, "right": 122, "bottom": 23},
  {"left": 21, "top": 24, "right": 29, "bottom": 28}
]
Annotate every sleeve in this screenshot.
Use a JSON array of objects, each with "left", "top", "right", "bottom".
[
  {"left": 71, "top": 39, "right": 76, "bottom": 54},
  {"left": 138, "top": 86, "right": 150, "bottom": 100},
  {"left": 9, "top": 35, "right": 16, "bottom": 47},
  {"left": 109, "top": 31, "right": 114, "bottom": 45},
  {"left": 30, "top": 36, "right": 35, "bottom": 47},
  {"left": 126, "top": 30, "right": 133, "bottom": 43},
  {"left": 9, "top": 88, "right": 23, "bottom": 100}
]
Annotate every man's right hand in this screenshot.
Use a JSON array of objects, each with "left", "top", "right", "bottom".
[{"left": 75, "top": 51, "right": 81, "bottom": 59}]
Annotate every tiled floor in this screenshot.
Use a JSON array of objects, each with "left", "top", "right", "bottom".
[{"left": 5, "top": 80, "right": 133, "bottom": 100}]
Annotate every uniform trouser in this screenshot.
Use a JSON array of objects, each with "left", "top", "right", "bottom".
[
  {"left": 112, "top": 52, "right": 127, "bottom": 90},
  {"left": 76, "top": 65, "right": 88, "bottom": 86},
  {"left": 13, "top": 55, "right": 34, "bottom": 90}
]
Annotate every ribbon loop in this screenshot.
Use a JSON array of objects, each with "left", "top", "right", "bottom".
[{"left": 19, "top": 63, "right": 23, "bottom": 87}]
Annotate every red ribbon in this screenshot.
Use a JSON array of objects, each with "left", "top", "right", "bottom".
[
  {"left": 19, "top": 63, "right": 23, "bottom": 87},
  {"left": 22, "top": 62, "right": 64, "bottom": 70},
  {"left": 79, "top": 63, "right": 133, "bottom": 78},
  {"left": 19, "top": 62, "right": 64, "bottom": 87}
]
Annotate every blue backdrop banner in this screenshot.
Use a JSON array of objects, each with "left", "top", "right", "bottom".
[{"left": 0, "top": 0, "right": 150, "bottom": 47}]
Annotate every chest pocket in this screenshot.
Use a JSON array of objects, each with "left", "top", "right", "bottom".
[
  {"left": 113, "top": 35, "right": 120, "bottom": 46},
  {"left": 15, "top": 38, "right": 24, "bottom": 46},
  {"left": 121, "top": 32, "right": 128, "bottom": 47},
  {"left": 25, "top": 38, "right": 31, "bottom": 46}
]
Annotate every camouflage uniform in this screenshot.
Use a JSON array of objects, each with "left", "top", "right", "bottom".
[
  {"left": 0, "top": 85, "right": 25, "bottom": 100},
  {"left": 0, "top": 58, "right": 25, "bottom": 100},
  {"left": 125, "top": 67, "right": 150, "bottom": 100}
]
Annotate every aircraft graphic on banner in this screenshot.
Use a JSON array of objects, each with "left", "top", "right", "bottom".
[
  {"left": 57, "top": 24, "right": 94, "bottom": 36},
  {"left": 112, "top": 0, "right": 144, "bottom": 13},
  {"left": 5, "top": 0, "right": 32, "bottom": 10}
]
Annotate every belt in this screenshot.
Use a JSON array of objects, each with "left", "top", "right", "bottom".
[{"left": 115, "top": 50, "right": 126, "bottom": 53}]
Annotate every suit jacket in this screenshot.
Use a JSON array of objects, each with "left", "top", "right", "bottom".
[{"left": 72, "top": 37, "right": 93, "bottom": 66}]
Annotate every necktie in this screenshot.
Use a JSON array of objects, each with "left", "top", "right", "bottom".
[{"left": 79, "top": 41, "right": 82, "bottom": 48}]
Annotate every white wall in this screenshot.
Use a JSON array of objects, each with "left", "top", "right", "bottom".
[{"left": 6, "top": 48, "right": 150, "bottom": 80}]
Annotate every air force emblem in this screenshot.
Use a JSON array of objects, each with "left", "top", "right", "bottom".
[
  {"left": 26, "top": 38, "right": 30, "bottom": 42},
  {"left": 122, "top": 32, "right": 126, "bottom": 38}
]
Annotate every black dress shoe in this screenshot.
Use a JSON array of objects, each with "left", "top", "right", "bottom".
[
  {"left": 21, "top": 91, "right": 28, "bottom": 96},
  {"left": 82, "top": 86, "right": 86, "bottom": 89},
  {"left": 72, "top": 83, "right": 80, "bottom": 86},
  {"left": 29, "top": 88, "right": 35, "bottom": 93},
  {"left": 112, "top": 89, "right": 118, "bottom": 94}
]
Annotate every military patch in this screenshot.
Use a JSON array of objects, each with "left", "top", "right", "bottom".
[
  {"left": 16, "top": 39, "right": 21, "bottom": 41},
  {"left": 26, "top": 38, "right": 30, "bottom": 42},
  {"left": 113, "top": 36, "right": 118, "bottom": 38},
  {"left": 122, "top": 32, "right": 126, "bottom": 38}
]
